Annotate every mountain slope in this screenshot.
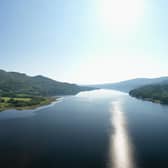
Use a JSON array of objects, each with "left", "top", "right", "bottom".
[
  {"left": 90, "top": 77, "right": 168, "bottom": 92},
  {"left": 129, "top": 83, "right": 168, "bottom": 104},
  {"left": 0, "top": 70, "right": 93, "bottom": 97}
]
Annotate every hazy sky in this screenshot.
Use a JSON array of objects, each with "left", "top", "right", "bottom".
[{"left": 0, "top": 0, "right": 168, "bottom": 84}]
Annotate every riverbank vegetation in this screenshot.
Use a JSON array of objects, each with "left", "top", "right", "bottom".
[
  {"left": 0, "top": 69, "right": 95, "bottom": 111},
  {"left": 129, "top": 84, "right": 168, "bottom": 104},
  {"left": 0, "top": 96, "right": 56, "bottom": 111}
]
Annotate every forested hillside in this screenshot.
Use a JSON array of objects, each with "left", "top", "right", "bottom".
[
  {"left": 0, "top": 69, "right": 93, "bottom": 97},
  {"left": 129, "top": 84, "right": 168, "bottom": 104}
]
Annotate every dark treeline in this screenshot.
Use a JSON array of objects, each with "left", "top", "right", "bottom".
[{"left": 129, "top": 84, "right": 168, "bottom": 104}]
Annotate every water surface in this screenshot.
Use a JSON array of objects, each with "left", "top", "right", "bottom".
[{"left": 0, "top": 90, "right": 168, "bottom": 168}]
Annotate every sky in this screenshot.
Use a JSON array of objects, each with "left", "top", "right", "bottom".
[{"left": 0, "top": 0, "right": 168, "bottom": 84}]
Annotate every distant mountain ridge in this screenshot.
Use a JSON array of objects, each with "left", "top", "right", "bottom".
[
  {"left": 89, "top": 77, "right": 168, "bottom": 92},
  {"left": 0, "top": 69, "right": 94, "bottom": 97}
]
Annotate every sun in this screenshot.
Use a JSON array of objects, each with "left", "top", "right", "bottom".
[{"left": 98, "top": 0, "right": 145, "bottom": 33}]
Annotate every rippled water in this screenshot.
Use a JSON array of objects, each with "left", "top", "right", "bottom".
[{"left": 0, "top": 90, "right": 168, "bottom": 168}]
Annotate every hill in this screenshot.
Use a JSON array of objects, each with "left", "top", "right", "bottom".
[
  {"left": 0, "top": 69, "right": 94, "bottom": 97},
  {"left": 90, "top": 77, "right": 168, "bottom": 92},
  {"left": 129, "top": 83, "right": 168, "bottom": 104}
]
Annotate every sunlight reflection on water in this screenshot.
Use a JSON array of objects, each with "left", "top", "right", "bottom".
[{"left": 109, "top": 101, "right": 135, "bottom": 168}]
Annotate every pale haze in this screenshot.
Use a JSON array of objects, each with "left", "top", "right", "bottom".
[{"left": 0, "top": 0, "right": 167, "bottom": 84}]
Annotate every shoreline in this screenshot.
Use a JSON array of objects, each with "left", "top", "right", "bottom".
[
  {"left": 0, "top": 97, "right": 59, "bottom": 112},
  {"left": 129, "top": 94, "right": 168, "bottom": 105}
]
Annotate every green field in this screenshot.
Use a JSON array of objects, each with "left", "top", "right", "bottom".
[
  {"left": 1, "top": 97, "right": 31, "bottom": 102},
  {"left": 0, "top": 96, "right": 56, "bottom": 111}
]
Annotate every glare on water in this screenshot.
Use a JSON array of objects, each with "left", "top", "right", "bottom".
[{"left": 109, "top": 101, "right": 135, "bottom": 168}]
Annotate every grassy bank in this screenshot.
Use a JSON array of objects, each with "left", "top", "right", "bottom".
[{"left": 0, "top": 96, "right": 56, "bottom": 112}]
